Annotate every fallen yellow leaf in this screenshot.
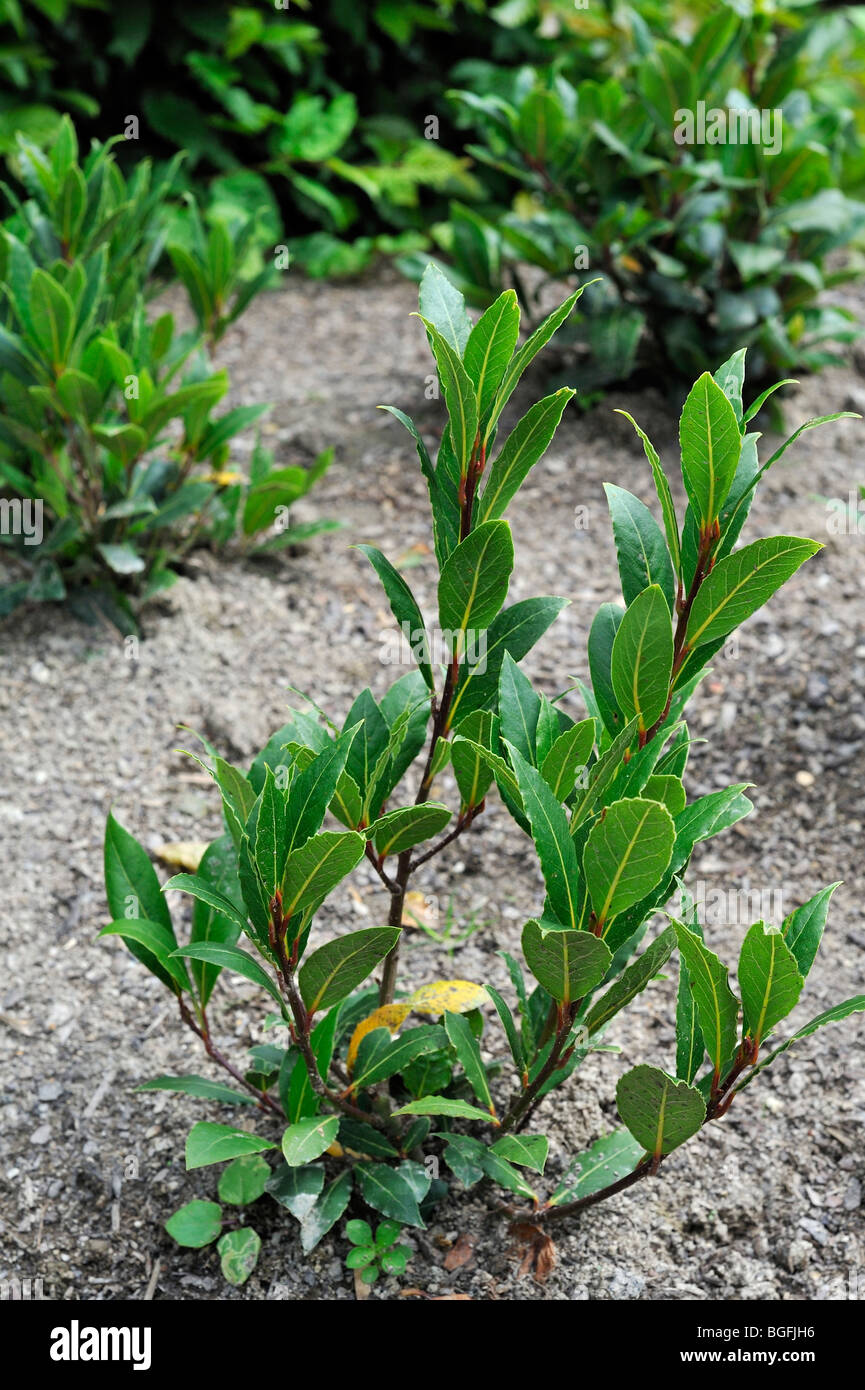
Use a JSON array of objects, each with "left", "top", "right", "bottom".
[
  {"left": 153, "top": 841, "right": 209, "bottom": 872},
  {"left": 346, "top": 1003, "right": 412, "bottom": 1073},
  {"left": 408, "top": 979, "right": 489, "bottom": 1016}
]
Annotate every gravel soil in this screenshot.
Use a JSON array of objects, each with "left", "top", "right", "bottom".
[{"left": 2, "top": 265, "right": 864, "bottom": 1303}]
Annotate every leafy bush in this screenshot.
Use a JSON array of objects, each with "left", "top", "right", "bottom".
[
  {"left": 101, "top": 267, "right": 862, "bottom": 1282},
  {"left": 403, "top": 1, "right": 865, "bottom": 395},
  {"left": 0, "top": 120, "right": 333, "bottom": 631},
  {"left": 0, "top": 0, "right": 546, "bottom": 280}
]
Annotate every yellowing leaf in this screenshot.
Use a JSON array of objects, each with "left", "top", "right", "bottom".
[
  {"left": 154, "top": 841, "right": 209, "bottom": 872},
  {"left": 206, "top": 470, "right": 244, "bottom": 486},
  {"left": 409, "top": 979, "right": 489, "bottom": 1016},
  {"left": 346, "top": 1004, "right": 412, "bottom": 1073}
]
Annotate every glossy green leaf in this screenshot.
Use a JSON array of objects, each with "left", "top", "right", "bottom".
[
  {"left": 165, "top": 1200, "right": 221, "bottom": 1249},
  {"left": 218, "top": 1154, "right": 271, "bottom": 1205},
  {"left": 282, "top": 1114, "right": 340, "bottom": 1166},
  {"left": 508, "top": 744, "right": 583, "bottom": 930},
  {"left": 679, "top": 371, "right": 741, "bottom": 526},
  {"left": 185, "top": 1122, "right": 277, "bottom": 1170},
  {"left": 782, "top": 883, "right": 841, "bottom": 980},
  {"left": 356, "top": 545, "right": 433, "bottom": 690},
  {"left": 444, "top": 1010, "right": 494, "bottom": 1113},
  {"left": 549, "top": 1128, "right": 644, "bottom": 1205},
  {"left": 438, "top": 520, "right": 514, "bottom": 654},
  {"left": 617, "top": 1064, "right": 706, "bottom": 1158},
  {"left": 479, "top": 388, "right": 575, "bottom": 523},
  {"left": 610, "top": 585, "right": 673, "bottom": 735},
  {"left": 685, "top": 536, "right": 822, "bottom": 652},
  {"left": 583, "top": 797, "right": 675, "bottom": 931},
  {"left": 738, "top": 922, "right": 804, "bottom": 1047},
  {"left": 281, "top": 829, "right": 365, "bottom": 919},
  {"left": 672, "top": 920, "right": 739, "bottom": 1085},
  {"left": 522, "top": 919, "right": 611, "bottom": 1004},
  {"left": 605, "top": 484, "right": 675, "bottom": 613},
  {"left": 298, "top": 926, "right": 401, "bottom": 1015},
  {"left": 373, "top": 803, "right": 451, "bottom": 859},
  {"left": 463, "top": 288, "right": 520, "bottom": 419}
]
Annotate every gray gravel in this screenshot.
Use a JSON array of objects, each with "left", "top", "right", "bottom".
[{"left": 1, "top": 264, "right": 864, "bottom": 1302}]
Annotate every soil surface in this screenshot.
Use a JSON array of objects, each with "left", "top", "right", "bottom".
[{"left": 2, "top": 265, "right": 865, "bottom": 1303}]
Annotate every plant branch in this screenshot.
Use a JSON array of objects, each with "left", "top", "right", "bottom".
[{"left": 177, "top": 997, "right": 282, "bottom": 1115}]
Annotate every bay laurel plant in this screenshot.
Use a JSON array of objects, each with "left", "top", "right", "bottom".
[
  {"left": 101, "top": 266, "right": 864, "bottom": 1284},
  {"left": 0, "top": 119, "right": 333, "bottom": 632}
]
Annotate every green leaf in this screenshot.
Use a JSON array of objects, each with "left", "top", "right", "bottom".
[
  {"left": 285, "top": 726, "right": 361, "bottom": 856},
  {"left": 508, "top": 744, "right": 583, "bottom": 930},
  {"left": 418, "top": 263, "right": 472, "bottom": 356},
  {"left": 356, "top": 1163, "right": 426, "bottom": 1228},
  {"left": 448, "top": 595, "right": 567, "bottom": 726},
  {"left": 587, "top": 602, "right": 625, "bottom": 736},
  {"left": 346, "top": 1218, "right": 374, "bottom": 1246},
  {"left": 485, "top": 282, "right": 594, "bottom": 442},
  {"left": 585, "top": 926, "right": 676, "bottom": 1035},
  {"left": 782, "top": 883, "right": 841, "bottom": 980},
  {"left": 737, "top": 996, "right": 865, "bottom": 1090},
  {"left": 163, "top": 873, "right": 248, "bottom": 935},
  {"left": 265, "top": 1162, "right": 324, "bottom": 1221},
  {"left": 373, "top": 804, "right": 451, "bottom": 859},
  {"left": 172, "top": 941, "right": 286, "bottom": 1013},
  {"left": 570, "top": 717, "right": 639, "bottom": 831},
  {"left": 583, "top": 797, "right": 675, "bottom": 931},
  {"left": 393, "top": 1097, "right": 494, "bottom": 1122},
  {"left": 104, "top": 813, "right": 177, "bottom": 986},
  {"left": 218, "top": 1227, "right": 261, "bottom": 1286},
  {"left": 672, "top": 921, "right": 739, "bottom": 1085},
  {"left": 479, "top": 1149, "right": 537, "bottom": 1202},
  {"left": 444, "top": 1010, "right": 495, "bottom": 1114},
  {"left": 614, "top": 411, "right": 680, "bottom": 575},
  {"left": 298, "top": 926, "right": 401, "bottom": 1015},
  {"left": 491, "top": 1133, "right": 548, "bottom": 1174},
  {"left": 611, "top": 585, "right": 673, "bottom": 736},
  {"left": 541, "top": 719, "right": 595, "bottom": 802},
  {"left": 605, "top": 484, "right": 675, "bottom": 613},
  {"left": 463, "top": 289, "right": 520, "bottom": 419},
  {"left": 486, "top": 984, "right": 526, "bottom": 1079},
  {"left": 478, "top": 389, "right": 575, "bottom": 523},
  {"left": 738, "top": 922, "right": 804, "bottom": 1047},
  {"left": 679, "top": 371, "right": 742, "bottom": 526},
  {"left": 676, "top": 962, "right": 705, "bottom": 1085},
  {"left": 218, "top": 1154, "right": 271, "bottom": 1205},
  {"left": 419, "top": 315, "right": 478, "bottom": 477},
  {"left": 339, "top": 1120, "right": 399, "bottom": 1160},
  {"left": 617, "top": 1064, "right": 706, "bottom": 1159},
  {"left": 642, "top": 774, "right": 686, "bottom": 817},
  {"left": 165, "top": 1200, "right": 221, "bottom": 1249},
  {"left": 356, "top": 545, "right": 433, "bottom": 690},
  {"left": 549, "top": 1129, "right": 644, "bottom": 1206},
  {"left": 137, "top": 1074, "right": 255, "bottom": 1106},
  {"left": 522, "top": 919, "right": 611, "bottom": 1004},
  {"left": 282, "top": 1114, "right": 340, "bottom": 1166},
  {"left": 185, "top": 1122, "right": 277, "bottom": 1170},
  {"left": 438, "top": 520, "right": 514, "bottom": 655},
  {"left": 299, "top": 1169, "right": 353, "bottom": 1254},
  {"left": 253, "top": 766, "right": 288, "bottom": 897},
  {"left": 29, "top": 268, "right": 74, "bottom": 366},
  {"left": 451, "top": 709, "right": 495, "bottom": 809},
  {"left": 685, "top": 537, "right": 822, "bottom": 652},
  {"left": 282, "top": 830, "right": 365, "bottom": 919},
  {"left": 498, "top": 652, "right": 541, "bottom": 764},
  {"left": 352, "top": 1024, "right": 448, "bottom": 1089},
  {"left": 188, "top": 836, "right": 244, "bottom": 1005},
  {"left": 98, "top": 919, "right": 190, "bottom": 994}
]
